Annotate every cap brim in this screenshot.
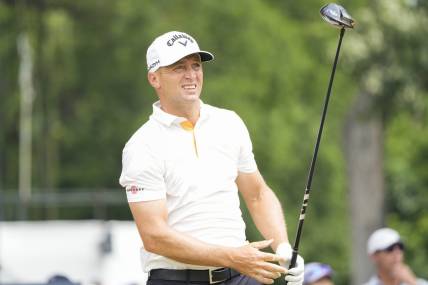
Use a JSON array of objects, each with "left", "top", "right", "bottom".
[
  {"left": 154, "top": 50, "right": 214, "bottom": 71},
  {"left": 199, "top": 51, "right": 214, "bottom": 62}
]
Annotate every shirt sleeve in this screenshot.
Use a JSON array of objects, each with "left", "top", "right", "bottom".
[
  {"left": 417, "top": 279, "right": 428, "bottom": 285},
  {"left": 233, "top": 112, "right": 258, "bottom": 173},
  {"left": 119, "top": 142, "right": 166, "bottom": 202}
]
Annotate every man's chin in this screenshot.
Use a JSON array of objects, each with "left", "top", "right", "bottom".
[{"left": 182, "top": 93, "right": 200, "bottom": 101}]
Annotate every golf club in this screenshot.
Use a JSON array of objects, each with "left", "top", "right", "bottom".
[{"left": 284, "top": 3, "right": 354, "bottom": 284}]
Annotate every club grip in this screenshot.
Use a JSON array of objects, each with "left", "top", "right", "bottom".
[{"left": 284, "top": 249, "right": 298, "bottom": 285}]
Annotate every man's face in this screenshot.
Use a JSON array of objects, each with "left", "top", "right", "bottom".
[
  {"left": 155, "top": 53, "right": 203, "bottom": 107},
  {"left": 372, "top": 243, "right": 404, "bottom": 274}
]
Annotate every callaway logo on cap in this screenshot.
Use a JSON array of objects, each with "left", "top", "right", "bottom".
[{"left": 146, "top": 31, "right": 214, "bottom": 72}]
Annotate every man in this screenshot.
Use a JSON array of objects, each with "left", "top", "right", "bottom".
[
  {"left": 364, "top": 227, "right": 428, "bottom": 285},
  {"left": 303, "top": 262, "right": 334, "bottom": 285},
  {"left": 119, "top": 31, "right": 304, "bottom": 285}
]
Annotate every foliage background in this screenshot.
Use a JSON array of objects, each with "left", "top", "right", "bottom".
[{"left": 0, "top": 1, "right": 427, "bottom": 284}]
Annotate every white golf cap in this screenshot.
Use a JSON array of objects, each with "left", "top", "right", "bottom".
[
  {"left": 367, "top": 227, "right": 401, "bottom": 255},
  {"left": 146, "top": 31, "right": 214, "bottom": 72}
]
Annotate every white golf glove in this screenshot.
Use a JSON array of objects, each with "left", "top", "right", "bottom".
[{"left": 276, "top": 242, "right": 304, "bottom": 285}]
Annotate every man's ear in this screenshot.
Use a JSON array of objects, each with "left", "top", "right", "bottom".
[
  {"left": 370, "top": 253, "right": 378, "bottom": 263},
  {"left": 147, "top": 72, "right": 160, "bottom": 89}
]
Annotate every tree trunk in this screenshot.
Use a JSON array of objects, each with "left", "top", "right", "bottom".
[
  {"left": 17, "top": 32, "right": 35, "bottom": 219},
  {"left": 344, "top": 90, "right": 385, "bottom": 285}
]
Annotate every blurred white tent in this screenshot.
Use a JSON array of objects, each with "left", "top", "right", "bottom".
[{"left": 0, "top": 220, "right": 147, "bottom": 285}]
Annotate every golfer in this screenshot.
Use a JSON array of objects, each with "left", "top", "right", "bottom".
[{"left": 119, "top": 31, "right": 304, "bottom": 285}]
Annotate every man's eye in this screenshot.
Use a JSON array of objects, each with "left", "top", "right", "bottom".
[
  {"left": 174, "top": 65, "right": 185, "bottom": 71},
  {"left": 192, "top": 63, "right": 201, "bottom": 70}
]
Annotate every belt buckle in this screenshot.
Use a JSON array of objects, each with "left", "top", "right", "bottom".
[{"left": 209, "top": 268, "right": 227, "bottom": 284}]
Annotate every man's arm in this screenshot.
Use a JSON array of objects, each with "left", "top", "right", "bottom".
[
  {"left": 394, "top": 263, "right": 421, "bottom": 285},
  {"left": 129, "top": 199, "right": 287, "bottom": 284},
  {"left": 236, "top": 170, "right": 288, "bottom": 251},
  {"left": 236, "top": 170, "right": 305, "bottom": 285}
]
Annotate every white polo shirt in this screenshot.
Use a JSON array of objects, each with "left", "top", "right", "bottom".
[
  {"left": 364, "top": 276, "right": 428, "bottom": 285},
  {"left": 119, "top": 101, "right": 257, "bottom": 271}
]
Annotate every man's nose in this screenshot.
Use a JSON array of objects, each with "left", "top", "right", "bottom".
[{"left": 184, "top": 66, "right": 197, "bottom": 79}]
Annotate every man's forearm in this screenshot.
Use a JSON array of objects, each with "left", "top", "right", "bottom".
[
  {"left": 143, "top": 223, "right": 233, "bottom": 267},
  {"left": 130, "top": 198, "right": 289, "bottom": 284},
  {"left": 245, "top": 187, "right": 289, "bottom": 251}
]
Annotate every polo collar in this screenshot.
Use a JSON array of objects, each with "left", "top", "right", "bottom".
[{"left": 151, "top": 100, "right": 209, "bottom": 127}]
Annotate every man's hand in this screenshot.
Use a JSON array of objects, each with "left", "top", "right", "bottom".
[
  {"left": 393, "top": 263, "right": 417, "bottom": 285},
  {"left": 228, "top": 239, "right": 287, "bottom": 284},
  {"left": 276, "top": 242, "right": 304, "bottom": 285}
]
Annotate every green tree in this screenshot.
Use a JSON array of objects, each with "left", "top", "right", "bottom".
[
  {"left": 343, "top": 0, "right": 428, "bottom": 282},
  {"left": 2, "top": 1, "right": 427, "bottom": 284}
]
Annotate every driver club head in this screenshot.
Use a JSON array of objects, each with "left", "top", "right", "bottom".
[{"left": 320, "top": 3, "right": 355, "bottom": 29}]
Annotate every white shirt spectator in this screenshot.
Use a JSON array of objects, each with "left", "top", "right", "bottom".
[{"left": 364, "top": 275, "right": 428, "bottom": 285}]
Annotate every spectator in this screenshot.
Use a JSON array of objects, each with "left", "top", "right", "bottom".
[
  {"left": 304, "top": 262, "right": 334, "bottom": 285},
  {"left": 47, "top": 274, "right": 75, "bottom": 284},
  {"left": 363, "top": 227, "right": 428, "bottom": 285}
]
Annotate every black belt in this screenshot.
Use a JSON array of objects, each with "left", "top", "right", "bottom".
[{"left": 149, "top": 268, "right": 240, "bottom": 284}]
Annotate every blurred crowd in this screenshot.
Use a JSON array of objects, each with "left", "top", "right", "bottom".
[{"left": 304, "top": 227, "right": 427, "bottom": 285}]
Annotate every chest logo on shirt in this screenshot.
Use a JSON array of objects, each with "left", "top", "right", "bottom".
[{"left": 126, "top": 186, "right": 144, "bottom": 194}]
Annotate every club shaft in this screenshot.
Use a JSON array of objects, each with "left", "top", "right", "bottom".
[{"left": 284, "top": 28, "right": 345, "bottom": 284}]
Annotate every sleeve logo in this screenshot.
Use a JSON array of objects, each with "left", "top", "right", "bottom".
[{"left": 126, "top": 186, "right": 144, "bottom": 194}]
